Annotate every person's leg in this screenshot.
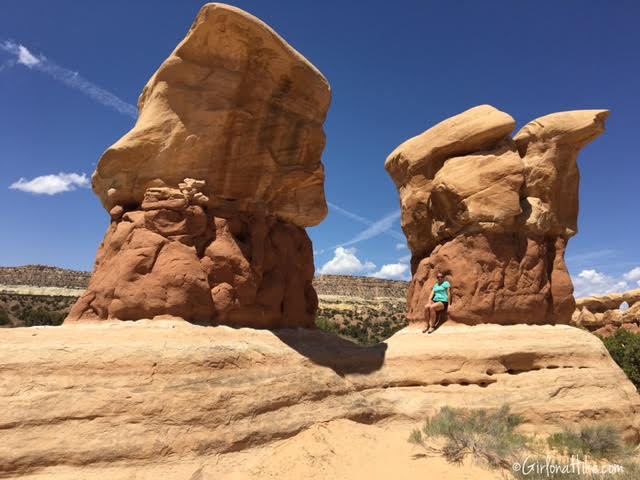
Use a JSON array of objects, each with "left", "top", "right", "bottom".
[
  {"left": 423, "top": 302, "right": 434, "bottom": 332},
  {"left": 428, "top": 302, "right": 445, "bottom": 332}
]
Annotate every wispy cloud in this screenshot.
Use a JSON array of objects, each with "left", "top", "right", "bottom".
[
  {"left": 0, "top": 40, "right": 137, "bottom": 118},
  {"left": 328, "top": 202, "right": 371, "bottom": 225},
  {"left": 566, "top": 249, "right": 617, "bottom": 265},
  {"left": 10, "top": 172, "right": 90, "bottom": 195},
  {"left": 328, "top": 202, "right": 404, "bottom": 242},
  {"left": 398, "top": 254, "right": 411, "bottom": 263},
  {"left": 338, "top": 209, "right": 402, "bottom": 248}
]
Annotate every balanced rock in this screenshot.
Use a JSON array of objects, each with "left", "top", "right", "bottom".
[
  {"left": 66, "top": 4, "right": 329, "bottom": 327},
  {"left": 386, "top": 105, "right": 609, "bottom": 325}
]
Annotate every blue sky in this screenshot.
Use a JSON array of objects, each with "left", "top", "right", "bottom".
[{"left": 1, "top": 0, "right": 639, "bottom": 297}]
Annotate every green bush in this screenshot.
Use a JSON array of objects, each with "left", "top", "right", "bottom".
[
  {"left": 601, "top": 329, "right": 640, "bottom": 389},
  {"left": 0, "top": 308, "right": 10, "bottom": 325},
  {"left": 547, "top": 425, "right": 623, "bottom": 459},
  {"left": 409, "top": 405, "right": 528, "bottom": 469},
  {"left": 20, "top": 308, "right": 65, "bottom": 327},
  {"left": 409, "top": 406, "right": 639, "bottom": 479},
  {"left": 315, "top": 316, "right": 341, "bottom": 335}
]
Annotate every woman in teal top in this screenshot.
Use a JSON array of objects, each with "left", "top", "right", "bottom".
[{"left": 423, "top": 272, "right": 451, "bottom": 334}]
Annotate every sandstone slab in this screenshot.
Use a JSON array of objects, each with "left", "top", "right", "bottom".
[{"left": 0, "top": 322, "right": 637, "bottom": 478}]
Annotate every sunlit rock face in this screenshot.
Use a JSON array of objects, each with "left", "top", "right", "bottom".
[
  {"left": 67, "top": 3, "right": 329, "bottom": 327},
  {"left": 385, "top": 105, "right": 609, "bottom": 325}
]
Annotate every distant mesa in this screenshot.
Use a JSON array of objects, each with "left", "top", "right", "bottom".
[
  {"left": 386, "top": 105, "right": 609, "bottom": 326},
  {"left": 66, "top": 3, "right": 331, "bottom": 328}
]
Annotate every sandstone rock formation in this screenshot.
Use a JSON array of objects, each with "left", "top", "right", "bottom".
[
  {"left": 1, "top": 322, "right": 638, "bottom": 478},
  {"left": 572, "top": 289, "right": 640, "bottom": 336},
  {"left": 66, "top": 4, "right": 330, "bottom": 327},
  {"left": 94, "top": 4, "right": 330, "bottom": 227},
  {"left": 385, "top": 105, "right": 609, "bottom": 325}
]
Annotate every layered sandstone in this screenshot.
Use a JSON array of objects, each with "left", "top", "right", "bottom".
[
  {"left": 1, "top": 322, "right": 637, "bottom": 479},
  {"left": 67, "top": 4, "right": 330, "bottom": 327},
  {"left": 385, "top": 105, "right": 609, "bottom": 325},
  {"left": 93, "top": 3, "right": 330, "bottom": 227},
  {"left": 572, "top": 289, "right": 640, "bottom": 336}
]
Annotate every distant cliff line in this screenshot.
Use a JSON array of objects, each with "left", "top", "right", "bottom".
[{"left": 0, "top": 266, "right": 409, "bottom": 300}]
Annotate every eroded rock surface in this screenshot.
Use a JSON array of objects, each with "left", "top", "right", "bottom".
[
  {"left": 385, "top": 105, "right": 609, "bottom": 325},
  {"left": 1, "top": 322, "right": 637, "bottom": 478},
  {"left": 67, "top": 182, "right": 317, "bottom": 327},
  {"left": 67, "top": 4, "right": 329, "bottom": 326}
]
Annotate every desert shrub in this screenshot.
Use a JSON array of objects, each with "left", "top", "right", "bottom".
[
  {"left": 600, "top": 329, "right": 640, "bottom": 389},
  {"left": 0, "top": 308, "right": 10, "bottom": 325},
  {"left": 547, "top": 425, "right": 623, "bottom": 459},
  {"left": 20, "top": 308, "right": 65, "bottom": 327},
  {"left": 408, "top": 405, "right": 528, "bottom": 469},
  {"left": 315, "top": 316, "right": 341, "bottom": 335}
]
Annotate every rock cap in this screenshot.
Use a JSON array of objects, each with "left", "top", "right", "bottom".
[{"left": 93, "top": 3, "right": 331, "bottom": 227}]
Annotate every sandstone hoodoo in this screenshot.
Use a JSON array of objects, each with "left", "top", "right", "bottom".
[
  {"left": 385, "top": 105, "right": 610, "bottom": 325},
  {"left": 66, "top": 4, "right": 331, "bottom": 327}
]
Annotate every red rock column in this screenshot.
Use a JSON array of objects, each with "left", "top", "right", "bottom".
[
  {"left": 385, "top": 106, "right": 609, "bottom": 326},
  {"left": 66, "top": 4, "right": 330, "bottom": 328}
]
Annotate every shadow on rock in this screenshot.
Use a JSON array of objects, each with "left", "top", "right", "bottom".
[{"left": 272, "top": 328, "right": 387, "bottom": 375}]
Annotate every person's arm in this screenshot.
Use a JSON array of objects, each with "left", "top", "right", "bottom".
[{"left": 447, "top": 286, "right": 452, "bottom": 305}]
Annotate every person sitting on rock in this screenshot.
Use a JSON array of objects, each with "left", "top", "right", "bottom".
[{"left": 423, "top": 272, "right": 451, "bottom": 334}]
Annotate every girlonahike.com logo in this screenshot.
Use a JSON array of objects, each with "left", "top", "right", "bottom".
[{"left": 512, "top": 455, "right": 625, "bottom": 476}]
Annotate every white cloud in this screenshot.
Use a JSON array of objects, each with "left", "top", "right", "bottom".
[
  {"left": 573, "top": 269, "right": 629, "bottom": 298},
  {"left": 395, "top": 242, "right": 407, "bottom": 250},
  {"left": 623, "top": 267, "right": 640, "bottom": 283},
  {"left": 0, "top": 40, "right": 137, "bottom": 119},
  {"left": 17, "top": 45, "right": 41, "bottom": 67},
  {"left": 371, "top": 263, "right": 409, "bottom": 280},
  {"left": 318, "top": 247, "right": 376, "bottom": 275},
  {"left": 9, "top": 172, "right": 90, "bottom": 195}
]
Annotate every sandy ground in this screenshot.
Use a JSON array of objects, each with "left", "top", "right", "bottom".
[{"left": 19, "top": 419, "right": 502, "bottom": 480}]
